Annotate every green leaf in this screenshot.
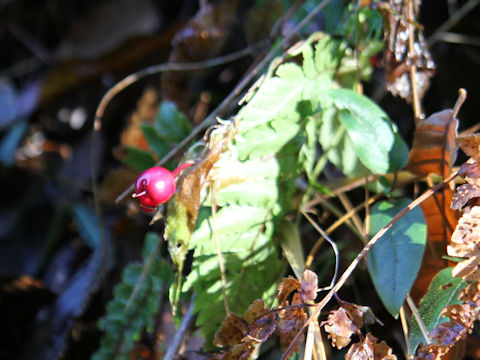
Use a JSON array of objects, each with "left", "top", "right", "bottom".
[
  {"left": 367, "top": 199, "right": 427, "bottom": 317},
  {"left": 327, "top": 89, "right": 407, "bottom": 174},
  {"left": 278, "top": 220, "right": 305, "bottom": 279},
  {"left": 408, "top": 268, "right": 467, "bottom": 355},
  {"left": 154, "top": 100, "right": 192, "bottom": 143},
  {"left": 318, "top": 106, "right": 367, "bottom": 177},
  {"left": 141, "top": 124, "right": 169, "bottom": 157},
  {"left": 120, "top": 146, "right": 156, "bottom": 172}
]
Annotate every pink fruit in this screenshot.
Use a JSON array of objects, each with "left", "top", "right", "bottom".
[
  {"left": 133, "top": 167, "right": 176, "bottom": 212},
  {"left": 133, "top": 162, "right": 194, "bottom": 212}
]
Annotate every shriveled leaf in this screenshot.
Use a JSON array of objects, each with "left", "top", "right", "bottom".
[
  {"left": 346, "top": 333, "right": 396, "bottom": 360},
  {"left": 430, "top": 321, "right": 467, "bottom": 347},
  {"left": 457, "top": 133, "right": 480, "bottom": 160},
  {"left": 449, "top": 206, "right": 480, "bottom": 280},
  {"left": 245, "top": 300, "right": 275, "bottom": 342},
  {"left": 300, "top": 270, "right": 318, "bottom": 303},
  {"left": 367, "top": 199, "right": 427, "bottom": 317},
  {"left": 409, "top": 268, "right": 467, "bottom": 355},
  {"left": 321, "top": 307, "right": 357, "bottom": 349},
  {"left": 277, "top": 293, "right": 307, "bottom": 356},
  {"left": 213, "top": 313, "right": 248, "bottom": 348},
  {"left": 407, "top": 109, "right": 458, "bottom": 178},
  {"left": 277, "top": 277, "right": 300, "bottom": 306},
  {"left": 377, "top": 0, "right": 435, "bottom": 103},
  {"left": 451, "top": 183, "right": 480, "bottom": 210}
]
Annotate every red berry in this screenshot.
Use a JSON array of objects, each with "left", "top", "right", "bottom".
[{"left": 133, "top": 167, "right": 176, "bottom": 212}]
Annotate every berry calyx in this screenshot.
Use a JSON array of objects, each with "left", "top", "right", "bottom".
[{"left": 133, "top": 167, "right": 176, "bottom": 212}]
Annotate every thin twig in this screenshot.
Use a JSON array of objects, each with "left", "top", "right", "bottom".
[
  {"left": 399, "top": 305, "right": 410, "bottom": 356},
  {"left": 211, "top": 182, "right": 230, "bottom": 314},
  {"left": 281, "top": 171, "right": 458, "bottom": 359},
  {"left": 164, "top": 298, "right": 196, "bottom": 360},
  {"left": 406, "top": 293, "right": 432, "bottom": 346},
  {"left": 301, "top": 211, "right": 339, "bottom": 292},
  {"left": 114, "top": 0, "right": 333, "bottom": 203},
  {"left": 364, "top": 170, "right": 371, "bottom": 244},
  {"left": 407, "top": 0, "right": 422, "bottom": 121}
]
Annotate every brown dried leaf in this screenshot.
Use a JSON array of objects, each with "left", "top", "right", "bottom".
[
  {"left": 343, "top": 302, "right": 383, "bottom": 328},
  {"left": 459, "top": 161, "right": 480, "bottom": 185},
  {"left": 457, "top": 134, "right": 480, "bottom": 161},
  {"left": 452, "top": 255, "right": 480, "bottom": 281},
  {"left": 458, "top": 281, "right": 480, "bottom": 303},
  {"left": 430, "top": 321, "right": 466, "bottom": 347},
  {"left": 321, "top": 307, "right": 357, "bottom": 349},
  {"left": 213, "top": 313, "right": 249, "bottom": 348},
  {"left": 441, "top": 304, "right": 476, "bottom": 328},
  {"left": 415, "top": 343, "right": 450, "bottom": 360},
  {"left": 448, "top": 206, "right": 480, "bottom": 258},
  {"left": 448, "top": 206, "right": 480, "bottom": 280},
  {"left": 407, "top": 109, "right": 458, "bottom": 177},
  {"left": 244, "top": 299, "right": 276, "bottom": 342},
  {"left": 300, "top": 270, "right": 318, "bottom": 303},
  {"left": 215, "top": 342, "right": 256, "bottom": 360},
  {"left": 277, "top": 276, "right": 300, "bottom": 306},
  {"left": 451, "top": 183, "right": 480, "bottom": 210},
  {"left": 377, "top": 0, "right": 435, "bottom": 103},
  {"left": 345, "top": 333, "right": 396, "bottom": 360},
  {"left": 411, "top": 188, "right": 458, "bottom": 302},
  {"left": 277, "top": 293, "right": 307, "bottom": 355}
]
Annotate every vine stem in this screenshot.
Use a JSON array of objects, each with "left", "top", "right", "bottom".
[
  {"left": 113, "top": 0, "right": 333, "bottom": 204},
  {"left": 281, "top": 171, "right": 458, "bottom": 359}
]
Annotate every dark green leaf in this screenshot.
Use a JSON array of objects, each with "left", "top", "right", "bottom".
[
  {"left": 367, "top": 199, "right": 427, "bottom": 317},
  {"left": 120, "top": 146, "right": 156, "bottom": 172},
  {"left": 140, "top": 124, "right": 169, "bottom": 157},
  {"left": 154, "top": 101, "right": 192, "bottom": 143},
  {"left": 327, "top": 89, "right": 408, "bottom": 174},
  {"left": 408, "top": 268, "right": 467, "bottom": 355}
]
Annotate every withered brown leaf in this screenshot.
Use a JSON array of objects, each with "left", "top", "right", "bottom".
[
  {"left": 376, "top": 0, "right": 435, "bottom": 103},
  {"left": 244, "top": 299, "right": 276, "bottom": 342},
  {"left": 448, "top": 206, "right": 480, "bottom": 280},
  {"left": 300, "top": 270, "right": 318, "bottom": 303},
  {"left": 457, "top": 134, "right": 480, "bottom": 161},
  {"left": 415, "top": 343, "right": 450, "bottom": 360},
  {"left": 407, "top": 109, "right": 458, "bottom": 178},
  {"left": 277, "top": 293, "right": 307, "bottom": 355},
  {"left": 345, "top": 333, "right": 396, "bottom": 360},
  {"left": 451, "top": 183, "right": 480, "bottom": 210},
  {"left": 213, "top": 313, "right": 249, "bottom": 348},
  {"left": 277, "top": 276, "right": 300, "bottom": 306},
  {"left": 322, "top": 307, "right": 357, "bottom": 350}
]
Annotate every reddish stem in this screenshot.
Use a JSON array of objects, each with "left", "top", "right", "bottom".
[{"left": 171, "top": 161, "right": 195, "bottom": 178}]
